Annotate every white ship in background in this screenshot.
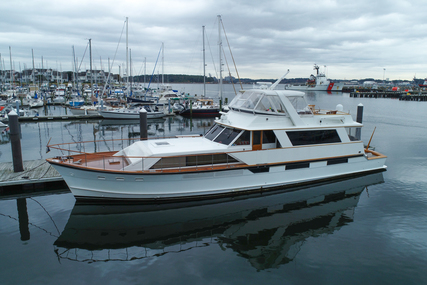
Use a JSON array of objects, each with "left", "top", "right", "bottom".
[{"left": 285, "top": 64, "right": 344, "bottom": 91}]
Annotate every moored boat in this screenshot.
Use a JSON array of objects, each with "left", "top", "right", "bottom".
[
  {"left": 46, "top": 75, "right": 386, "bottom": 202},
  {"left": 99, "top": 104, "right": 165, "bottom": 119},
  {"left": 179, "top": 98, "right": 221, "bottom": 117}
]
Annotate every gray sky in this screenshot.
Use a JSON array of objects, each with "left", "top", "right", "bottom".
[{"left": 1, "top": 0, "right": 426, "bottom": 81}]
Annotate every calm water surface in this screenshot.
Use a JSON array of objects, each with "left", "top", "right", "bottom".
[{"left": 1, "top": 85, "right": 427, "bottom": 284}]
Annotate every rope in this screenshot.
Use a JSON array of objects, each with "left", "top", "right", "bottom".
[{"left": 221, "top": 45, "right": 237, "bottom": 95}]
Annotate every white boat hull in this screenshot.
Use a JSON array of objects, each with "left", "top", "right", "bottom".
[
  {"left": 69, "top": 107, "right": 100, "bottom": 116},
  {"left": 286, "top": 82, "right": 344, "bottom": 91},
  {"left": 51, "top": 155, "right": 386, "bottom": 201},
  {"left": 99, "top": 109, "right": 165, "bottom": 119}
]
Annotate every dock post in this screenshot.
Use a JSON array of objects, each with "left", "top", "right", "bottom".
[
  {"left": 8, "top": 110, "right": 24, "bottom": 172},
  {"left": 139, "top": 108, "right": 147, "bottom": 140},
  {"left": 356, "top": 103, "right": 363, "bottom": 140}
]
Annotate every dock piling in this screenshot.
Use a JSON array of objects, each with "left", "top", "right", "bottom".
[
  {"left": 356, "top": 103, "right": 363, "bottom": 140},
  {"left": 140, "top": 108, "right": 148, "bottom": 140},
  {"left": 9, "top": 110, "right": 24, "bottom": 172}
]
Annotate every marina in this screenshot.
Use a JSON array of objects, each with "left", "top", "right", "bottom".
[{"left": 1, "top": 85, "right": 427, "bottom": 284}]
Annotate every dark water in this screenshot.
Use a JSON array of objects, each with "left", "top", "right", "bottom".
[{"left": 1, "top": 86, "right": 427, "bottom": 284}]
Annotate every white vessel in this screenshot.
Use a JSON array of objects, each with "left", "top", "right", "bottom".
[
  {"left": 285, "top": 64, "right": 344, "bottom": 91},
  {"left": 99, "top": 104, "right": 165, "bottom": 119},
  {"left": 46, "top": 76, "right": 386, "bottom": 202},
  {"left": 69, "top": 105, "right": 103, "bottom": 116}
]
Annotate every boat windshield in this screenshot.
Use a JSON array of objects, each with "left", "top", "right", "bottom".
[
  {"left": 228, "top": 91, "right": 287, "bottom": 115},
  {"left": 205, "top": 124, "right": 243, "bottom": 145},
  {"left": 287, "top": 96, "right": 312, "bottom": 115}
]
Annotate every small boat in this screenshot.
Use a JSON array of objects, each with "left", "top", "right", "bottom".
[
  {"left": 179, "top": 98, "right": 220, "bottom": 117},
  {"left": 29, "top": 98, "right": 44, "bottom": 108},
  {"left": 67, "top": 98, "right": 85, "bottom": 107},
  {"left": 46, "top": 74, "right": 387, "bottom": 202},
  {"left": 285, "top": 64, "right": 344, "bottom": 91},
  {"left": 99, "top": 104, "right": 165, "bottom": 119},
  {"left": 69, "top": 105, "right": 102, "bottom": 116}
]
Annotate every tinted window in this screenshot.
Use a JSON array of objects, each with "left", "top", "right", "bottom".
[
  {"left": 205, "top": 124, "right": 224, "bottom": 140},
  {"left": 234, "top": 131, "right": 251, "bottom": 145},
  {"left": 214, "top": 128, "right": 242, "bottom": 145},
  {"left": 262, "top": 130, "right": 276, "bottom": 144},
  {"left": 287, "top": 130, "right": 341, "bottom": 146}
]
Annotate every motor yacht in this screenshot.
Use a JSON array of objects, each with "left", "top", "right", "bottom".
[{"left": 46, "top": 77, "right": 386, "bottom": 202}]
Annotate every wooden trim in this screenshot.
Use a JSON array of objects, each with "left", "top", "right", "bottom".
[
  {"left": 365, "top": 149, "right": 387, "bottom": 160},
  {"left": 47, "top": 153, "right": 365, "bottom": 175}
]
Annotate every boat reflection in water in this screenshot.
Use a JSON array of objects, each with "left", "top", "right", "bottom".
[{"left": 54, "top": 172, "right": 384, "bottom": 269}]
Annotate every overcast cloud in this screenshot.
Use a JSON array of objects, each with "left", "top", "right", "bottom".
[{"left": 1, "top": 0, "right": 426, "bottom": 81}]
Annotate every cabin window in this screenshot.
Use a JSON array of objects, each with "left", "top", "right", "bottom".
[
  {"left": 262, "top": 130, "right": 276, "bottom": 144},
  {"left": 269, "top": 96, "right": 286, "bottom": 114},
  {"left": 205, "top": 124, "right": 224, "bottom": 140},
  {"left": 228, "top": 91, "right": 288, "bottom": 116},
  {"left": 214, "top": 128, "right": 242, "bottom": 145},
  {"left": 230, "top": 91, "right": 255, "bottom": 108},
  {"left": 287, "top": 96, "right": 312, "bottom": 115},
  {"left": 287, "top": 130, "right": 341, "bottom": 146},
  {"left": 150, "top": 154, "right": 238, "bottom": 169},
  {"left": 346, "top": 127, "right": 361, "bottom": 141},
  {"left": 255, "top": 95, "right": 275, "bottom": 112},
  {"left": 262, "top": 130, "right": 278, "bottom": 149},
  {"left": 327, "top": 158, "right": 348, "bottom": 165},
  {"left": 241, "top": 92, "right": 262, "bottom": 109},
  {"left": 150, "top": 156, "right": 186, "bottom": 169},
  {"left": 233, "top": 130, "right": 251, "bottom": 145},
  {"left": 186, "top": 154, "right": 238, "bottom": 166}
]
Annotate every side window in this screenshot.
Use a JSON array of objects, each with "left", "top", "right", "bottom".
[
  {"left": 233, "top": 130, "right": 251, "bottom": 145},
  {"left": 287, "top": 130, "right": 341, "bottom": 146},
  {"left": 262, "top": 130, "right": 276, "bottom": 144}
]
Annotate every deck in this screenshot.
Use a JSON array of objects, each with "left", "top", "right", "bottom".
[{"left": 0, "top": 159, "right": 63, "bottom": 188}]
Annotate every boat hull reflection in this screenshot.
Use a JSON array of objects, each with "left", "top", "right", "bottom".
[{"left": 54, "top": 172, "right": 384, "bottom": 268}]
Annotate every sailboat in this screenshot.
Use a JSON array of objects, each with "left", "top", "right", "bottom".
[{"left": 179, "top": 22, "right": 221, "bottom": 118}]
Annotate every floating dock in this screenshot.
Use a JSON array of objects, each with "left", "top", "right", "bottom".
[
  {"left": 350, "top": 91, "right": 427, "bottom": 101},
  {"left": 0, "top": 159, "right": 64, "bottom": 190},
  {"left": 17, "top": 114, "right": 103, "bottom": 122}
]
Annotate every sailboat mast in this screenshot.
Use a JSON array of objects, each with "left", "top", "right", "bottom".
[
  {"left": 126, "top": 17, "right": 129, "bottom": 97},
  {"left": 9, "top": 46, "right": 13, "bottom": 88},
  {"left": 144, "top": 57, "right": 146, "bottom": 88},
  {"left": 72, "top": 46, "right": 77, "bottom": 91},
  {"left": 162, "top": 42, "right": 164, "bottom": 85},
  {"left": 218, "top": 15, "right": 223, "bottom": 103},
  {"left": 32, "top": 49, "right": 35, "bottom": 88},
  {"left": 89, "top": 39, "right": 93, "bottom": 99},
  {"left": 203, "top": 25, "right": 206, "bottom": 98},
  {"left": 130, "top": 48, "right": 132, "bottom": 96}
]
